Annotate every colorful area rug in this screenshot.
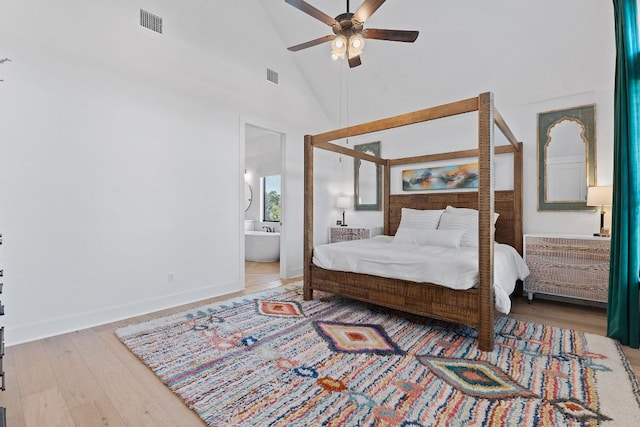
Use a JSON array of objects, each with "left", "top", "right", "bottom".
[{"left": 116, "top": 283, "right": 640, "bottom": 426}]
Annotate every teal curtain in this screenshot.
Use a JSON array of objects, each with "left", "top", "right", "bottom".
[{"left": 607, "top": 0, "right": 640, "bottom": 348}]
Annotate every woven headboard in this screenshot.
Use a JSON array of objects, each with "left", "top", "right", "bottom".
[{"left": 387, "top": 190, "right": 520, "bottom": 251}]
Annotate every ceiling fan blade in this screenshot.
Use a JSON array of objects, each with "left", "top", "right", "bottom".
[
  {"left": 353, "top": 0, "right": 387, "bottom": 23},
  {"left": 348, "top": 55, "right": 362, "bottom": 68},
  {"left": 287, "top": 34, "right": 336, "bottom": 52},
  {"left": 285, "top": 0, "right": 336, "bottom": 26},
  {"left": 362, "top": 28, "right": 419, "bottom": 43}
]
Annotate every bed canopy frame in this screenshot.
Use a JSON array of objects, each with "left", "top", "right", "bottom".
[{"left": 303, "top": 92, "right": 523, "bottom": 351}]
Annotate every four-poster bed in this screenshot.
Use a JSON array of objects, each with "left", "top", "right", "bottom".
[{"left": 303, "top": 92, "right": 523, "bottom": 351}]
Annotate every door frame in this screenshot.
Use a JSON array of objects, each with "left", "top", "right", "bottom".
[{"left": 240, "top": 117, "right": 286, "bottom": 286}]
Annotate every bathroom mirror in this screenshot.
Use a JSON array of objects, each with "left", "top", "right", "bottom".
[
  {"left": 244, "top": 182, "right": 252, "bottom": 212},
  {"left": 354, "top": 141, "right": 382, "bottom": 211},
  {"left": 538, "top": 104, "right": 596, "bottom": 211}
]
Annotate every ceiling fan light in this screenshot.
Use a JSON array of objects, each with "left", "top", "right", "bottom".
[
  {"left": 331, "top": 35, "right": 348, "bottom": 58},
  {"left": 349, "top": 34, "right": 364, "bottom": 56}
]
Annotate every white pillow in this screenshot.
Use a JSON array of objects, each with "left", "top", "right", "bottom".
[
  {"left": 445, "top": 205, "right": 476, "bottom": 215},
  {"left": 393, "top": 228, "right": 465, "bottom": 248},
  {"left": 445, "top": 205, "right": 500, "bottom": 223},
  {"left": 438, "top": 210, "right": 499, "bottom": 247},
  {"left": 398, "top": 208, "right": 444, "bottom": 231}
]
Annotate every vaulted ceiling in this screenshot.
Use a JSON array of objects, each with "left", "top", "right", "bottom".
[{"left": 261, "top": 0, "right": 614, "bottom": 128}]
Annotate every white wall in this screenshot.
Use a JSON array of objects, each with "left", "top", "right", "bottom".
[
  {"left": 323, "top": 92, "right": 615, "bottom": 238},
  {"left": 0, "top": 0, "right": 330, "bottom": 345}
]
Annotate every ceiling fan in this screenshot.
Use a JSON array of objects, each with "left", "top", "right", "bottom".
[{"left": 285, "top": 0, "right": 419, "bottom": 68}]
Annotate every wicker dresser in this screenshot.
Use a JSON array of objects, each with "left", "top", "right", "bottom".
[
  {"left": 523, "top": 234, "right": 610, "bottom": 304},
  {"left": 330, "top": 226, "right": 383, "bottom": 243}
]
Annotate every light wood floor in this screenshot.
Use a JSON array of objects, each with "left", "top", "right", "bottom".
[
  {"left": 244, "top": 260, "right": 281, "bottom": 288},
  {"left": 1, "top": 269, "right": 639, "bottom": 426}
]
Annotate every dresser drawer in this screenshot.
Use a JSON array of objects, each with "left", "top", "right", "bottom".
[
  {"left": 524, "top": 234, "right": 610, "bottom": 303},
  {"left": 330, "top": 226, "right": 383, "bottom": 243}
]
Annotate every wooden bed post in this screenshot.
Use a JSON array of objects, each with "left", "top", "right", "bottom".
[
  {"left": 513, "top": 142, "right": 524, "bottom": 255},
  {"left": 383, "top": 159, "right": 391, "bottom": 235},
  {"left": 494, "top": 106, "right": 523, "bottom": 256},
  {"left": 303, "top": 135, "right": 314, "bottom": 300},
  {"left": 477, "top": 92, "right": 495, "bottom": 351}
]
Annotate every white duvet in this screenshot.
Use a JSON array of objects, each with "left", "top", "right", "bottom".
[{"left": 312, "top": 235, "right": 530, "bottom": 314}]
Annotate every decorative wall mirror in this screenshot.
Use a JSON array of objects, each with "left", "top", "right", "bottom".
[
  {"left": 538, "top": 104, "right": 596, "bottom": 211},
  {"left": 244, "top": 182, "right": 252, "bottom": 212},
  {"left": 354, "top": 141, "right": 382, "bottom": 211}
]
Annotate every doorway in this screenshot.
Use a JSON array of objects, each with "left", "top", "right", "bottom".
[{"left": 243, "top": 123, "right": 284, "bottom": 288}]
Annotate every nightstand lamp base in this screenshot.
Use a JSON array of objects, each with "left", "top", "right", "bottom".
[
  {"left": 336, "top": 196, "right": 351, "bottom": 227},
  {"left": 586, "top": 186, "right": 612, "bottom": 238}
]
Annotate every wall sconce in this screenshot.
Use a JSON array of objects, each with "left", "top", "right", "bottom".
[
  {"left": 336, "top": 196, "right": 352, "bottom": 227},
  {"left": 586, "top": 186, "right": 613, "bottom": 237}
]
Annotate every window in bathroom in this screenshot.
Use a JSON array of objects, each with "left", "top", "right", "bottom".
[{"left": 262, "top": 174, "right": 281, "bottom": 222}]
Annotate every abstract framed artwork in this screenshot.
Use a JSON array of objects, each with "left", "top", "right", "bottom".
[{"left": 402, "top": 163, "right": 478, "bottom": 191}]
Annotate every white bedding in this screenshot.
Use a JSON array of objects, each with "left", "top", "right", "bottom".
[{"left": 312, "top": 235, "right": 530, "bottom": 314}]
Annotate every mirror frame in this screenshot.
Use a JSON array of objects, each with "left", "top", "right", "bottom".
[
  {"left": 244, "top": 182, "right": 252, "bottom": 212},
  {"left": 537, "top": 104, "right": 597, "bottom": 211},
  {"left": 353, "top": 141, "right": 382, "bottom": 211}
]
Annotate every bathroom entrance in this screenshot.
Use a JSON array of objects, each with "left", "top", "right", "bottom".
[{"left": 243, "top": 123, "right": 284, "bottom": 288}]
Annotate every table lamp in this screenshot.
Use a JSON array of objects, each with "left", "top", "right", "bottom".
[
  {"left": 586, "top": 186, "right": 613, "bottom": 237},
  {"left": 336, "top": 196, "right": 351, "bottom": 227}
]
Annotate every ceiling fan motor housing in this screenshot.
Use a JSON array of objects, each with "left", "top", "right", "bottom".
[{"left": 333, "top": 13, "right": 364, "bottom": 37}]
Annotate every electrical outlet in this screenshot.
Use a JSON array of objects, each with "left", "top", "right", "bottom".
[{"left": 168, "top": 272, "right": 175, "bottom": 283}]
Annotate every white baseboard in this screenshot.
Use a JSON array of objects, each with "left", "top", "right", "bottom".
[{"left": 285, "top": 267, "right": 303, "bottom": 280}]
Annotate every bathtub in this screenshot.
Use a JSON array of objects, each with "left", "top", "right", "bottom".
[{"left": 245, "top": 231, "right": 280, "bottom": 262}]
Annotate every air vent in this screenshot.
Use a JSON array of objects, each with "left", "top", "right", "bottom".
[
  {"left": 266, "top": 68, "right": 279, "bottom": 85},
  {"left": 140, "top": 9, "right": 163, "bottom": 34}
]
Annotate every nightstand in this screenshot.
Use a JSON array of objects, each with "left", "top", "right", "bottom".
[
  {"left": 330, "top": 226, "right": 383, "bottom": 243},
  {"left": 523, "top": 234, "right": 610, "bottom": 304}
]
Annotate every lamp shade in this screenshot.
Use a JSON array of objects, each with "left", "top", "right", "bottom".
[
  {"left": 586, "top": 186, "right": 613, "bottom": 207},
  {"left": 336, "top": 196, "right": 352, "bottom": 209}
]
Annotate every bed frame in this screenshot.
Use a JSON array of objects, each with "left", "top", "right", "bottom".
[{"left": 303, "top": 93, "right": 523, "bottom": 351}]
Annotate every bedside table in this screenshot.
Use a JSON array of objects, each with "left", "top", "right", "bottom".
[
  {"left": 330, "top": 226, "right": 383, "bottom": 243},
  {"left": 523, "top": 234, "right": 610, "bottom": 304}
]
